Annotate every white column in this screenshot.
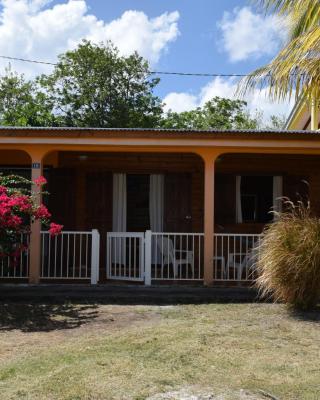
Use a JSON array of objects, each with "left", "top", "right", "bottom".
[
  {"left": 144, "top": 230, "right": 152, "bottom": 286},
  {"left": 91, "top": 229, "right": 100, "bottom": 285}
]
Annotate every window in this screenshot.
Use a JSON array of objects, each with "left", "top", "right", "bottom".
[
  {"left": 237, "top": 176, "right": 274, "bottom": 223},
  {"left": 127, "top": 174, "right": 150, "bottom": 231}
]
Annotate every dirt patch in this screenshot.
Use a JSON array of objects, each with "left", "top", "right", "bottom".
[
  {"left": 147, "top": 387, "right": 272, "bottom": 400},
  {"left": 0, "top": 303, "right": 162, "bottom": 362}
]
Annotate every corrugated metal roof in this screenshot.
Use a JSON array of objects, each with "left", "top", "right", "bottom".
[
  {"left": 0, "top": 125, "right": 317, "bottom": 134},
  {"left": 0, "top": 126, "right": 320, "bottom": 141}
]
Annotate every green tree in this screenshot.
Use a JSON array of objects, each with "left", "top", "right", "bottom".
[
  {"left": 0, "top": 68, "right": 56, "bottom": 126},
  {"left": 39, "top": 40, "right": 163, "bottom": 128},
  {"left": 264, "top": 114, "right": 287, "bottom": 129},
  {"left": 161, "top": 97, "right": 259, "bottom": 129}
]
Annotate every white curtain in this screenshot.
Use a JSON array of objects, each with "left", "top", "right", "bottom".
[
  {"left": 112, "top": 173, "right": 127, "bottom": 231},
  {"left": 149, "top": 174, "right": 164, "bottom": 232},
  {"left": 273, "top": 176, "right": 283, "bottom": 218},
  {"left": 236, "top": 175, "right": 243, "bottom": 223},
  {"left": 112, "top": 174, "right": 127, "bottom": 264},
  {"left": 149, "top": 174, "right": 164, "bottom": 263}
]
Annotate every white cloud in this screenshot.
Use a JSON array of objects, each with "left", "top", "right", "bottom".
[
  {"left": 163, "top": 92, "right": 198, "bottom": 113},
  {"left": 163, "top": 77, "right": 294, "bottom": 122},
  {"left": 0, "top": 0, "right": 180, "bottom": 76},
  {"left": 218, "top": 7, "right": 287, "bottom": 62},
  {"left": 199, "top": 77, "right": 237, "bottom": 105}
]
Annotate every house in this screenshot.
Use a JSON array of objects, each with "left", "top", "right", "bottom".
[
  {"left": 285, "top": 95, "right": 320, "bottom": 130},
  {"left": 1, "top": 124, "right": 320, "bottom": 287}
]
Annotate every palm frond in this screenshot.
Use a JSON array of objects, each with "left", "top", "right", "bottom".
[
  {"left": 289, "top": 1, "right": 320, "bottom": 39},
  {"left": 256, "top": 0, "right": 318, "bottom": 16},
  {"left": 239, "top": 24, "right": 320, "bottom": 101}
]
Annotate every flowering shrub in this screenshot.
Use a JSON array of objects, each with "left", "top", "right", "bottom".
[{"left": 0, "top": 174, "right": 63, "bottom": 263}]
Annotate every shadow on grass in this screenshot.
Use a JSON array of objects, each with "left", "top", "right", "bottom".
[
  {"left": 0, "top": 303, "right": 99, "bottom": 332},
  {"left": 289, "top": 305, "right": 320, "bottom": 323}
]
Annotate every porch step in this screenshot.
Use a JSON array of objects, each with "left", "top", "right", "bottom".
[{"left": 0, "top": 284, "right": 258, "bottom": 304}]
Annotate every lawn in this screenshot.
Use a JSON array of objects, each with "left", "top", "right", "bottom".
[{"left": 0, "top": 302, "right": 319, "bottom": 399}]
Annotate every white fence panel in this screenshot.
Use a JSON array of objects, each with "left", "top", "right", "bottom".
[
  {"left": 0, "top": 233, "right": 29, "bottom": 278},
  {"left": 151, "top": 233, "right": 204, "bottom": 280},
  {"left": 214, "top": 233, "right": 262, "bottom": 282},
  {"left": 41, "top": 230, "right": 98, "bottom": 280},
  {"left": 106, "top": 232, "right": 145, "bottom": 281}
]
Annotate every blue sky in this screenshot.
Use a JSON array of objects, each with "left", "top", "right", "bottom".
[
  {"left": 0, "top": 0, "right": 292, "bottom": 119},
  {"left": 87, "top": 0, "right": 253, "bottom": 97}
]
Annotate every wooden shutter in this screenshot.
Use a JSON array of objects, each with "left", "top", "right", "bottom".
[{"left": 164, "top": 173, "right": 192, "bottom": 232}]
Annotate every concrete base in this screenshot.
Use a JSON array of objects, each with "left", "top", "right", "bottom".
[{"left": 0, "top": 284, "right": 258, "bottom": 304}]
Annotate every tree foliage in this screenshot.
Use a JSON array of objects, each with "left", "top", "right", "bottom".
[
  {"left": 39, "top": 40, "right": 163, "bottom": 128},
  {"left": 161, "top": 97, "right": 260, "bottom": 129},
  {"left": 0, "top": 68, "right": 56, "bottom": 126},
  {"left": 0, "top": 40, "right": 286, "bottom": 129}
]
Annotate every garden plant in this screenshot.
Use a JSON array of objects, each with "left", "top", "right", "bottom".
[
  {"left": 0, "top": 174, "right": 62, "bottom": 267},
  {"left": 256, "top": 200, "right": 320, "bottom": 310}
]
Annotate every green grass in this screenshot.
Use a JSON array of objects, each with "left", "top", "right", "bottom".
[{"left": 0, "top": 303, "right": 319, "bottom": 399}]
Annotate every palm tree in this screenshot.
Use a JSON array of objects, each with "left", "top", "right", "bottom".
[{"left": 239, "top": 0, "right": 320, "bottom": 107}]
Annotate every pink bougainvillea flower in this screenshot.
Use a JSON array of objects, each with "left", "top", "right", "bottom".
[
  {"left": 0, "top": 174, "right": 61, "bottom": 261},
  {"left": 49, "top": 223, "right": 63, "bottom": 237},
  {"left": 8, "top": 195, "right": 32, "bottom": 212},
  {"left": 0, "top": 185, "right": 8, "bottom": 195},
  {"left": 34, "top": 204, "right": 51, "bottom": 220},
  {"left": 34, "top": 176, "right": 47, "bottom": 186}
]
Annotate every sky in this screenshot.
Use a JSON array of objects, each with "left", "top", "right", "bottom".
[{"left": 0, "top": 0, "right": 294, "bottom": 121}]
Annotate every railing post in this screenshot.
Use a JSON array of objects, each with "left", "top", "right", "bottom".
[
  {"left": 91, "top": 229, "right": 100, "bottom": 285},
  {"left": 144, "top": 230, "right": 152, "bottom": 286}
]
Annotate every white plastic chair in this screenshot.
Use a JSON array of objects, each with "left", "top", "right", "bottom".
[
  {"left": 226, "top": 252, "right": 253, "bottom": 280},
  {"left": 213, "top": 256, "right": 226, "bottom": 279},
  {"left": 156, "top": 236, "right": 194, "bottom": 278}
]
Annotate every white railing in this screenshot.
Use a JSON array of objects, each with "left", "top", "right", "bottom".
[
  {"left": 41, "top": 230, "right": 100, "bottom": 283},
  {"left": 149, "top": 232, "right": 204, "bottom": 281},
  {"left": 106, "top": 232, "right": 145, "bottom": 281},
  {"left": 0, "top": 233, "right": 29, "bottom": 279},
  {"left": 0, "top": 230, "right": 263, "bottom": 284},
  {"left": 214, "top": 233, "right": 262, "bottom": 281}
]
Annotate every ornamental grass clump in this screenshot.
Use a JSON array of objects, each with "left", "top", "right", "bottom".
[{"left": 256, "top": 201, "right": 320, "bottom": 310}]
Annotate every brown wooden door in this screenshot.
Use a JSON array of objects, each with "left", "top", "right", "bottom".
[
  {"left": 85, "top": 171, "right": 113, "bottom": 281},
  {"left": 47, "top": 168, "right": 76, "bottom": 230},
  {"left": 164, "top": 173, "right": 192, "bottom": 232},
  {"left": 215, "top": 174, "right": 236, "bottom": 227},
  {"left": 85, "top": 171, "right": 113, "bottom": 233}
]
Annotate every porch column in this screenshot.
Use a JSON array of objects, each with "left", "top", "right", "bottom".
[
  {"left": 29, "top": 154, "right": 44, "bottom": 284},
  {"left": 202, "top": 153, "right": 218, "bottom": 286}
]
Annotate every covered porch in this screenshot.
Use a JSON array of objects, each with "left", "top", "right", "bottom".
[{"left": 0, "top": 139, "right": 317, "bottom": 286}]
